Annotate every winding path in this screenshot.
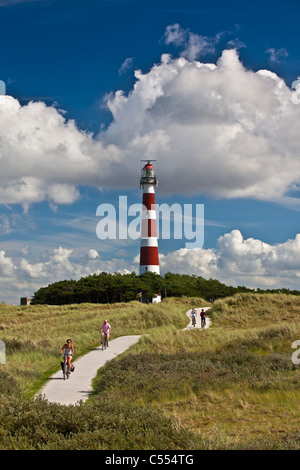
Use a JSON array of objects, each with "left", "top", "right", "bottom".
[
  {"left": 38, "top": 335, "right": 141, "bottom": 406},
  {"left": 183, "top": 307, "right": 211, "bottom": 330},
  {"left": 38, "top": 307, "right": 211, "bottom": 406}
]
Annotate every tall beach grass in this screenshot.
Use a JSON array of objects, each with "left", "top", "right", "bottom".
[{"left": 1, "top": 293, "right": 300, "bottom": 449}]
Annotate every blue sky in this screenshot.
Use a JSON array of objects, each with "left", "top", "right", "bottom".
[{"left": 0, "top": 0, "right": 300, "bottom": 303}]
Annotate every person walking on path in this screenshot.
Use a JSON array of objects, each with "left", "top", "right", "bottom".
[{"left": 100, "top": 319, "right": 111, "bottom": 347}]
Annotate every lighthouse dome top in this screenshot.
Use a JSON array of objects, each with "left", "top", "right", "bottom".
[{"left": 140, "top": 160, "right": 158, "bottom": 188}]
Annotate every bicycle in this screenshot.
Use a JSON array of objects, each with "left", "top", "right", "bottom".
[
  {"left": 191, "top": 316, "right": 196, "bottom": 327},
  {"left": 102, "top": 332, "right": 108, "bottom": 351},
  {"left": 62, "top": 356, "right": 70, "bottom": 380},
  {"left": 201, "top": 317, "right": 206, "bottom": 328}
]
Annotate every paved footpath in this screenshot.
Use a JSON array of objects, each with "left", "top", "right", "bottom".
[
  {"left": 38, "top": 335, "right": 141, "bottom": 406},
  {"left": 38, "top": 307, "right": 211, "bottom": 406}
]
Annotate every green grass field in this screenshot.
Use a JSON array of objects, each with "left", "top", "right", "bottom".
[{"left": 0, "top": 293, "right": 300, "bottom": 449}]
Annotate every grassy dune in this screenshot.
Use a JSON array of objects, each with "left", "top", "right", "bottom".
[
  {"left": 0, "top": 297, "right": 203, "bottom": 396},
  {"left": 91, "top": 293, "right": 300, "bottom": 449},
  {"left": 211, "top": 292, "right": 300, "bottom": 328},
  {"left": 0, "top": 297, "right": 209, "bottom": 450},
  {"left": 1, "top": 293, "right": 300, "bottom": 449}
]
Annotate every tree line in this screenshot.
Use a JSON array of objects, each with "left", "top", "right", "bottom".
[{"left": 30, "top": 271, "right": 300, "bottom": 306}]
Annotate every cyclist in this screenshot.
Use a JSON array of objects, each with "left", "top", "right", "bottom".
[
  {"left": 59, "top": 339, "right": 74, "bottom": 374},
  {"left": 190, "top": 308, "right": 197, "bottom": 326},
  {"left": 200, "top": 309, "right": 206, "bottom": 327},
  {"left": 100, "top": 319, "right": 111, "bottom": 347}
]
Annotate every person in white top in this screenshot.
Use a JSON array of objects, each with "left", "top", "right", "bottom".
[
  {"left": 190, "top": 308, "right": 197, "bottom": 326},
  {"left": 59, "top": 339, "right": 74, "bottom": 374}
]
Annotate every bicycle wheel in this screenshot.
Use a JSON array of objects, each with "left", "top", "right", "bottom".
[{"left": 63, "top": 360, "right": 70, "bottom": 380}]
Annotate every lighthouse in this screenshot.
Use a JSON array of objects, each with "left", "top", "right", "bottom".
[{"left": 139, "top": 160, "right": 160, "bottom": 275}]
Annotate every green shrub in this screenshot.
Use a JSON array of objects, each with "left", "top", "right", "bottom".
[{"left": 0, "top": 395, "right": 202, "bottom": 450}]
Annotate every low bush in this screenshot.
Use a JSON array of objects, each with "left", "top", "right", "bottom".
[{"left": 0, "top": 394, "right": 202, "bottom": 450}]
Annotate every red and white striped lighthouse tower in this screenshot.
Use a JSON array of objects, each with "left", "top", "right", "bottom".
[{"left": 139, "top": 160, "right": 160, "bottom": 275}]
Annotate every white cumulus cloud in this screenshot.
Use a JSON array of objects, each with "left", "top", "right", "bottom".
[
  {"left": 0, "top": 250, "right": 16, "bottom": 278},
  {"left": 1, "top": 45, "right": 300, "bottom": 206},
  {"left": 3, "top": 230, "right": 300, "bottom": 304},
  {"left": 102, "top": 48, "right": 300, "bottom": 202},
  {"left": 0, "top": 246, "right": 135, "bottom": 304},
  {"left": 160, "top": 230, "right": 300, "bottom": 290}
]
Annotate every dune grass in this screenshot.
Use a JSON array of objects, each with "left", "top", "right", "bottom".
[
  {"left": 1, "top": 293, "right": 300, "bottom": 449},
  {"left": 91, "top": 325, "right": 300, "bottom": 448},
  {"left": 210, "top": 292, "right": 300, "bottom": 329},
  {"left": 0, "top": 296, "right": 209, "bottom": 450},
  {"left": 0, "top": 297, "right": 206, "bottom": 396},
  {"left": 90, "top": 293, "right": 300, "bottom": 449}
]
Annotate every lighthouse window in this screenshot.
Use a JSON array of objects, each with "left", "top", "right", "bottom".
[{"left": 146, "top": 169, "right": 153, "bottom": 177}]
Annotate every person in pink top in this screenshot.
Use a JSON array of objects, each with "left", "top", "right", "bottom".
[{"left": 100, "top": 319, "right": 111, "bottom": 347}]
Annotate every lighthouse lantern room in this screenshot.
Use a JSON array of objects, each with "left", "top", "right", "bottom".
[{"left": 140, "top": 161, "right": 158, "bottom": 187}]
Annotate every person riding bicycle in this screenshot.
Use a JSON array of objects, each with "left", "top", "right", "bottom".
[
  {"left": 190, "top": 308, "right": 197, "bottom": 326},
  {"left": 59, "top": 339, "right": 74, "bottom": 374},
  {"left": 100, "top": 319, "right": 111, "bottom": 347},
  {"left": 200, "top": 309, "right": 206, "bottom": 326}
]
